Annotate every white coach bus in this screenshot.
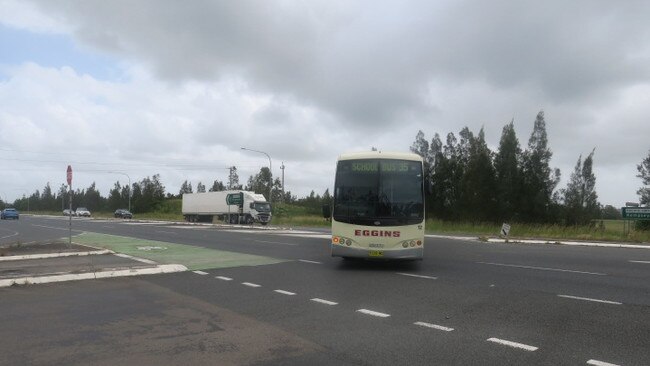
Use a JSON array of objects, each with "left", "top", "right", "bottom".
[{"left": 325, "top": 151, "right": 425, "bottom": 260}]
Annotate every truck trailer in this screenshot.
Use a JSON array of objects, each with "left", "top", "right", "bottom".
[{"left": 182, "top": 191, "right": 271, "bottom": 225}]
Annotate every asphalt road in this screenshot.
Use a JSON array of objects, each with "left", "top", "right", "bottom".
[{"left": 1, "top": 215, "right": 649, "bottom": 365}]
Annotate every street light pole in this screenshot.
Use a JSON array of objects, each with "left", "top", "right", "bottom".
[
  {"left": 108, "top": 171, "right": 131, "bottom": 212},
  {"left": 240, "top": 147, "right": 272, "bottom": 202}
]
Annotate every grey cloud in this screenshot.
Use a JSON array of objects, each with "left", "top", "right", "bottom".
[{"left": 31, "top": 1, "right": 650, "bottom": 130}]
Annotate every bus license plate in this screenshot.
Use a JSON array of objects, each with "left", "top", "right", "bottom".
[{"left": 369, "top": 250, "right": 384, "bottom": 257}]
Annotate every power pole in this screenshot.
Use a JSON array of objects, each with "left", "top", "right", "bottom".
[{"left": 229, "top": 166, "right": 234, "bottom": 190}]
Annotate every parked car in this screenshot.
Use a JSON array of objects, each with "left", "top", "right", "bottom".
[
  {"left": 1, "top": 208, "right": 19, "bottom": 220},
  {"left": 63, "top": 209, "right": 76, "bottom": 216},
  {"left": 114, "top": 209, "right": 133, "bottom": 219},
  {"left": 76, "top": 207, "right": 91, "bottom": 217}
]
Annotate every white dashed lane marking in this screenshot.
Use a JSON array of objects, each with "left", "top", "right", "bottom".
[
  {"left": 274, "top": 290, "right": 296, "bottom": 296},
  {"left": 215, "top": 276, "right": 233, "bottom": 281},
  {"left": 242, "top": 282, "right": 261, "bottom": 288},
  {"left": 357, "top": 309, "right": 391, "bottom": 318},
  {"left": 486, "top": 338, "right": 538, "bottom": 352},
  {"left": 557, "top": 294, "right": 622, "bottom": 305},
  {"left": 396, "top": 273, "right": 438, "bottom": 280},
  {"left": 629, "top": 260, "right": 650, "bottom": 264},
  {"left": 299, "top": 259, "right": 322, "bottom": 264},
  {"left": 311, "top": 298, "right": 338, "bottom": 306},
  {"left": 586, "top": 359, "right": 620, "bottom": 366},
  {"left": 414, "top": 322, "right": 454, "bottom": 332},
  {"left": 193, "top": 270, "right": 208, "bottom": 275},
  {"left": 477, "top": 262, "right": 607, "bottom": 276}
]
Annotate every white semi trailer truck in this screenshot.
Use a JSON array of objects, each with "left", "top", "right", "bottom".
[{"left": 182, "top": 191, "right": 271, "bottom": 225}]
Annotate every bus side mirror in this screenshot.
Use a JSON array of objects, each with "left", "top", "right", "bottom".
[{"left": 322, "top": 204, "right": 331, "bottom": 219}]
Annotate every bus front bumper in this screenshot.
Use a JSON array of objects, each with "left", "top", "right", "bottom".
[{"left": 331, "top": 245, "right": 423, "bottom": 260}]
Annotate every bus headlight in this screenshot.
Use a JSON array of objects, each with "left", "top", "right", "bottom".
[{"left": 333, "top": 236, "right": 353, "bottom": 246}]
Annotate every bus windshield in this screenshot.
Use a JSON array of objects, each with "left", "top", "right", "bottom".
[{"left": 333, "top": 159, "right": 424, "bottom": 226}]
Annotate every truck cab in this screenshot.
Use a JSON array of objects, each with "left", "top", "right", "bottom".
[{"left": 249, "top": 201, "right": 271, "bottom": 225}]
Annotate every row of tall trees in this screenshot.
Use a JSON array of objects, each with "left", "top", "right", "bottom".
[
  {"left": 411, "top": 111, "right": 602, "bottom": 225},
  {"left": 7, "top": 167, "right": 299, "bottom": 214},
  {"left": 11, "top": 175, "right": 167, "bottom": 214}
]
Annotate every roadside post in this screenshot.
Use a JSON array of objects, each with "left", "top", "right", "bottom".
[
  {"left": 226, "top": 192, "right": 243, "bottom": 224},
  {"left": 621, "top": 206, "right": 650, "bottom": 236},
  {"left": 67, "top": 165, "right": 73, "bottom": 248},
  {"left": 500, "top": 223, "right": 511, "bottom": 241}
]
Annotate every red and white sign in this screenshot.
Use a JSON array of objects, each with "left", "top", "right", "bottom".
[{"left": 66, "top": 165, "right": 72, "bottom": 185}]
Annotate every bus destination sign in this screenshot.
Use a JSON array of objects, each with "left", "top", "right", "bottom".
[{"left": 351, "top": 161, "right": 410, "bottom": 173}]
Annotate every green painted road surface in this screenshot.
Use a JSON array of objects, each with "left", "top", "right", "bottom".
[{"left": 73, "top": 232, "right": 286, "bottom": 271}]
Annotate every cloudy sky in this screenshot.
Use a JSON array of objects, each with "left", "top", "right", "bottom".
[{"left": 1, "top": 0, "right": 649, "bottom": 206}]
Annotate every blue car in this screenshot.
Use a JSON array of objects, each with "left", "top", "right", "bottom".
[{"left": 1, "top": 208, "right": 19, "bottom": 220}]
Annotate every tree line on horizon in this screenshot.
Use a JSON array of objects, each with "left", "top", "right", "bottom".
[
  {"left": 410, "top": 110, "right": 646, "bottom": 225},
  {"left": 4, "top": 166, "right": 309, "bottom": 214},
  {"left": 4, "top": 111, "right": 649, "bottom": 225}
]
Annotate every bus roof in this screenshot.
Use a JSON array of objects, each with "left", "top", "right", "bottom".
[{"left": 337, "top": 151, "right": 422, "bottom": 162}]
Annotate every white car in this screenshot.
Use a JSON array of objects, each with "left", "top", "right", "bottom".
[
  {"left": 63, "top": 209, "right": 76, "bottom": 216},
  {"left": 76, "top": 207, "right": 91, "bottom": 217}
]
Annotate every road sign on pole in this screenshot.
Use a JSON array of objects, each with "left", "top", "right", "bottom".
[
  {"left": 621, "top": 207, "right": 650, "bottom": 220},
  {"left": 226, "top": 192, "right": 243, "bottom": 206}
]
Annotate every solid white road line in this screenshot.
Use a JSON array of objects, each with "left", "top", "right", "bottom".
[
  {"left": 155, "top": 230, "right": 177, "bottom": 235},
  {"left": 193, "top": 270, "right": 209, "bottom": 275},
  {"left": 242, "top": 282, "right": 261, "bottom": 287},
  {"left": 253, "top": 240, "right": 297, "bottom": 246},
  {"left": 311, "top": 298, "right": 338, "bottom": 306},
  {"left": 274, "top": 289, "right": 296, "bottom": 296},
  {"left": 284, "top": 234, "right": 332, "bottom": 239},
  {"left": 414, "top": 322, "right": 454, "bottom": 332},
  {"left": 486, "top": 338, "right": 538, "bottom": 351},
  {"left": 0, "top": 230, "right": 18, "bottom": 240},
  {"left": 299, "top": 259, "right": 322, "bottom": 264},
  {"left": 215, "top": 276, "right": 233, "bottom": 281},
  {"left": 477, "top": 261, "right": 607, "bottom": 276},
  {"left": 357, "top": 309, "right": 391, "bottom": 318},
  {"left": 31, "top": 224, "right": 82, "bottom": 232},
  {"left": 114, "top": 253, "right": 157, "bottom": 264},
  {"left": 629, "top": 260, "right": 650, "bottom": 264},
  {"left": 586, "top": 359, "right": 620, "bottom": 366},
  {"left": 396, "top": 272, "right": 438, "bottom": 280},
  {"left": 557, "top": 294, "right": 622, "bottom": 305}
]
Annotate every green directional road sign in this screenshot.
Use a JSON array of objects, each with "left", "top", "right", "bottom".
[
  {"left": 621, "top": 207, "right": 650, "bottom": 220},
  {"left": 226, "top": 192, "right": 243, "bottom": 206}
]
